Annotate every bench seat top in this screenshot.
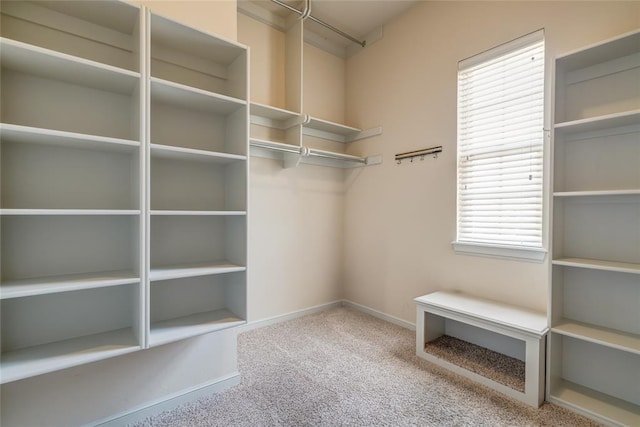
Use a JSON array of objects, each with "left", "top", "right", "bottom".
[{"left": 415, "top": 290, "right": 548, "bottom": 337}]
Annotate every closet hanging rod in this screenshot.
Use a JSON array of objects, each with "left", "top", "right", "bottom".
[
  {"left": 307, "top": 148, "right": 366, "bottom": 164},
  {"left": 250, "top": 140, "right": 368, "bottom": 164},
  {"left": 270, "top": 0, "right": 366, "bottom": 47}
]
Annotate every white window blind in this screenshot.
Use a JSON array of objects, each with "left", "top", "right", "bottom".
[{"left": 457, "top": 31, "right": 545, "bottom": 250}]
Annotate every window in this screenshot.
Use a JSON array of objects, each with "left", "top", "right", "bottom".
[{"left": 453, "top": 31, "right": 546, "bottom": 261}]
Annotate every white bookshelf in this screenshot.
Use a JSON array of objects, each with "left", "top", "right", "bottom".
[
  {"left": 0, "top": 0, "right": 146, "bottom": 384},
  {"left": 550, "top": 379, "right": 640, "bottom": 427},
  {"left": 549, "top": 30, "right": 640, "bottom": 426},
  {"left": 0, "top": 328, "right": 140, "bottom": 384},
  {"left": 150, "top": 262, "right": 246, "bottom": 282},
  {"left": 552, "top": 257, "right": 640, "bottom": 274},
  {"left": 150, "top": 144, "right": 246, "bottom": 164},
  {"left": 149, "top": 308, "right": 245, "bottom": 347},
  {"left": 1, "top": 284, "right": 142, "bottom": 384},
  {"left": 0, "top": 38, "right": 140, "bottom": 96},
  {"left": 148, "top": 274, "right": 246, "bottom": 347},
  {"left": 0, "top": 123, "right": 140, "bottom": 152},
  {"left": 149, "top": 13, "right": 247, "bottom": 100},
  {"left": 1, "top": 1, "right": 248, "bottom": 384},
  {"left": 552, "top": 320, "right": 640, "bottom": 354},
  {"left": 0, "top": 270, "right": 140, "bottom": 300},
  {"left": 146, "top": 10, "right": 248, "bottom": 347},
  {"left": 250, "top": 102, "right": 300, "bottom": 123}
]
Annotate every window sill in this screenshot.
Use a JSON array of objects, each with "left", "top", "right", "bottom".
[{"left": 452, "top": 241, "right": 547, "bottom": 263}]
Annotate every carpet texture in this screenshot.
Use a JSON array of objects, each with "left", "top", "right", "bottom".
[
  {"left": 424, "top": 335, "right": 526, "bottom": 392},
  {"left": 134, "top": 306, "right": 599, "bottom": 426}
]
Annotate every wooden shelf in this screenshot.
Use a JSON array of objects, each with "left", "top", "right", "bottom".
[
  {"left": 305, "top": 116, "right": 360, "bottom": 135},
  {"left": 301, "top": 115, "right": 383, "bottom": 143},
  {"left": 0, "top": 328, "right": 140, "bottom": 384},
  {"left": 0, "top": 2, "right": 248, "bottom": 391},
  {"left": 549, "top": 379, "right": 640, "bottom": 427},
  {"left": 0, "top": 209, "right": 141, "bottom": 216},
  {"left": 151, "top": 13, "right": 246, "bottom": 68},
  {"left": 303, "top": 116, "right": 361, "bottom": 143},
  {"left": 149, "top": 309, "right": 245, "bottom": 347},
  {"left": 0, "top": 124, "right": 140, "bottom": 153},
  {"left": 555, "top": 109, "right": 640, "bottom": 136},
  {"left": 1, "top": 271, "right": 139, "bottom": 300},
  {"left": 553, "top": 319, "right": 640, "bottom": 355},
  {"left": 556, "top": 31, "right": 640, "bottom": 72},
  {"left": 150, "top": 143, "right": 246, "bottom": 164},
  {"left": 150, "top": 77, "right": 245, "bottom": 115},
  {"left": 149, "top": 262, "right": 246, "bottom": 282},
  {"left": 250, "top": 102, "right": 299, "bottom": 121},
  {"left": 0, "top": 38, "right": 139, "bottom": 95},
  {"left": 150, "top": 210, "right": 246, "bottom": 216},
  {"left": 552, "top": 257, "right": 640, "bottom": 274}
]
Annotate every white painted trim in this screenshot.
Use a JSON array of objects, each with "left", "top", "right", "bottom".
[
  {"left": 342, "top": 300, "right": 416, "bottom": 331},
  {"left": 240, "top": 300, "right": 416, "bottom": 334},
  {"left": 93, "top": 373, "right": 241, "bottom": 427},
  {"left": 452, "top": 241, "right": 547, "bottom": 262},
  {"left": 239, "top": 300, "right": 343, "bottom": 333}
]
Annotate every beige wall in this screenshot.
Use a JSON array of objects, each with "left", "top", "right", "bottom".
[
  {"left": 344, "top": 1, "right": 640, "bottom": 323},
  {"left": 238, "top": 13, "right": 285, "bottom": 107},
  {"left": 238, "top": 18, "right": 347, "bottom": 321},
  {"left": 303, "top": 43, "right": 346, "bottom": 123},
  {"left": 132, "top": 0, "right": 237, "bottom": 40}
]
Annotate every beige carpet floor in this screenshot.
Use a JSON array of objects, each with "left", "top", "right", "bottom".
[
  {"left": 134, "top": 306, "right": 599, "bottom": 426},
  {"left": 424, "top": 335, "right": 526, "bottom": 392}
]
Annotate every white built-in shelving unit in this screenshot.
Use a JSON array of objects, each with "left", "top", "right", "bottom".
[
  {"left": 146, "top": 11, "right": 248, "bottom": 348},
  {"left": 242, "top": 5, "right": 382, "bottom": 169},
  {"left": 548, "top": 30, "right": 640, "bottom": 426},
  {"left": 0, "top": 0, "right": 145, "bottom": 385},
  {"left": 249, "top": 103, "right": 380, "bottom": 168},
  {"left": 0, "top": 0, "right": 248, "bottom": 384}
]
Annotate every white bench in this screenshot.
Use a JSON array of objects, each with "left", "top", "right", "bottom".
[{"left": 414, "top": 291, "right": 548, "bottom": 407}]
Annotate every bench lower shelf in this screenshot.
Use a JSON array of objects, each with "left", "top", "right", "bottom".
[{"left": 424, "top": 334, "right": 525, "bottom": 392}]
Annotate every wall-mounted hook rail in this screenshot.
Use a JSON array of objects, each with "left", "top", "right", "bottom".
[{"left": 395, "top": 146, "right": 442, "bottom": 164}]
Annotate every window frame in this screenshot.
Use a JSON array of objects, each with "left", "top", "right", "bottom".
[{"left": 452, "top": 30, "right": 549, "bottom": 263}]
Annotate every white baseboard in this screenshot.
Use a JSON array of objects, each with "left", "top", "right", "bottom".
[
  {"left": 239, "top": 300, "right": 343, "bottom": 333},
  {"left": 239, "top": 299, "right": 415, "bottom": 333},
  {"left": 342, "top": 300, "right": 416, "bottom": 331},
  {"left": 93, "top": 373, "right": 241, "bottom": 427}
]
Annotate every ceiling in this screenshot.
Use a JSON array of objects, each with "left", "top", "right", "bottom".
[{"left": 239, "top": 0, "right": 419, "bottom": 56}]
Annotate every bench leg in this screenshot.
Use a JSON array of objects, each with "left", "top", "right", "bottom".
[
  {"left": 416, "top": 307, "right": 446, "bottom": 356},
  {"left": 525, "top": 335, "right": 546, "bottom": 407}
]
